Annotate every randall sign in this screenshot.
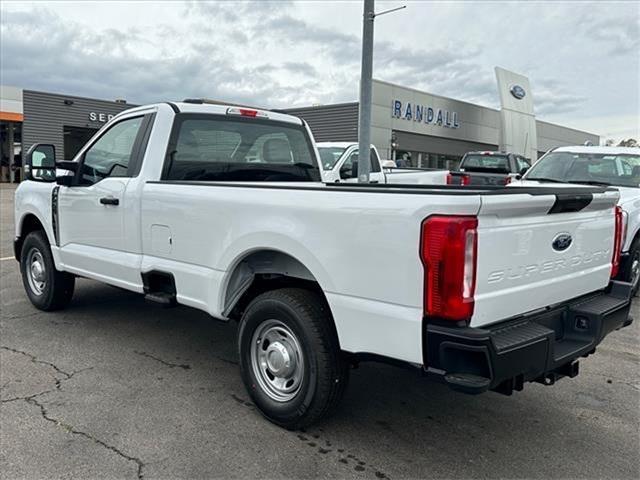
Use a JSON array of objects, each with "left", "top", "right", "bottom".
[{"left": 391, "top": 99, "right": 460, "bottom": 129}]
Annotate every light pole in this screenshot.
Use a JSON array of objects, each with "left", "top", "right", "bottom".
[{"left": 357, "top": 1, "right": 406, "bottom": 183}]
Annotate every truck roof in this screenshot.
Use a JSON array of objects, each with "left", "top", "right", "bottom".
[
  {"left": 464, "top": 151, "right": 509, "bottom": 156},
  {"left": 113, "top": 102, "right": 305, "bottom": 126},
  {"left": 553, "top": 145, "right": 640, "bottom": 155},
  {"left": 316, "top": 142, "right": 358, "bottom": 148}
]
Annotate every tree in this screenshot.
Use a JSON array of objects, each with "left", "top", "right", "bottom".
[{"left": 618, "top": 138, "right": 639, "bottom": 147}]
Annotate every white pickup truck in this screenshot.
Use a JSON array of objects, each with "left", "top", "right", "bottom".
[
  {"left": 513, "top": 146, "right": 640, "bottom": 295},
  {"left": 316, "top": 141, "right": 460, "bottom": 185},
  {"left": 14, "top": 102, "right": 633, "bottom": 429}
]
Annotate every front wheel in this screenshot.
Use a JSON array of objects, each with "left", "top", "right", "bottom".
[
  {"left": 20, "top": 231, "right": 75, "bottom": 311},
  {"left": 238, "top": 288, "right": 348, "bottom": 429}
]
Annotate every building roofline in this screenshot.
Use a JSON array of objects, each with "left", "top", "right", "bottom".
[
  {"left": 535, "top": 119, "right": 599, "bottom": 138},
  {"left": 371, "top": 78, "right": 501, "bottom": 112},
  {"left": 282, "top": 101, "right": 359, "bottom": 111},
  {"left": 23, "top": 88, "right": 136, "bottom": 107}
]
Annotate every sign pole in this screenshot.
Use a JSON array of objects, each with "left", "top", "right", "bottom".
[{"left": 357, "top": 0, "right": 375, "bottom": 183}]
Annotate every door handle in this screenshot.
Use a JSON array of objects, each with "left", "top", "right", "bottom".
[{"left": 100, "top": 196, "right": 119, "bottom": 206}]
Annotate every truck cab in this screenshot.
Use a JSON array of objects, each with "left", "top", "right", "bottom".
[
  {"left": 458, "top": 151, "right": 531, "bottom": 185},
  {"left": 317, "top": 142, "right": 385, "bottom": 183},
  {"left": 317, "top": 142, "right": 451, "bottom": 185}
]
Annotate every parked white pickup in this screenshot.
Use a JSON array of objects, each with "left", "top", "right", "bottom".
[
  {"left": 317, "top": 141, "right": 452, "bottom": 185},
  {"left": 513, "top": 146, "right": 640, "bottom": 295},
  {"left": 14, "top": 102, "right": 632, "bottom": 428}
]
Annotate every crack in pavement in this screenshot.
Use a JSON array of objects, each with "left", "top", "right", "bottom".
[
  {"left": 1, "top": 345, "right": 73, "bottom": 379},
  {"left": 1, "top": 344, "right": 144, "bottom": 478},
  {"left": 133, "top": 350, "right": 191, "bottom": 370},
  {"left": 0, "top": 345, "right": 93, "bottom": 390},
  {"left": 25, "top": 395, "right": 145, "bottom": 479},
  {"left": 2, "top": 311, "right": 40, "bottom": 320}
]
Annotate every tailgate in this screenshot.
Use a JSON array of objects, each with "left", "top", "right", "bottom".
[{"left": 472, "top": 189, "right": 620, "bottom": 327}]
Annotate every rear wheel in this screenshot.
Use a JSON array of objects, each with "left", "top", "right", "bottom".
[
  {"left": 20, "top": 231, "right": 75, "bottom": 311},
  {"left": 238, "top": 288, "right": 348, "bottom": 429}
]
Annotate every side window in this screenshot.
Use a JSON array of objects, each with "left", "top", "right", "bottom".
[
  {"left": 343, "top": 151, "right": 358, "bottom": 170},
  {"left": 370, "top": 148, "right": 381, "bottom": 173},
  {"left": 344, "top": 149, "right": 380, "bottom": 173},
  {"left": 81, "top": 117, "right": 143, "bottom": 185}
]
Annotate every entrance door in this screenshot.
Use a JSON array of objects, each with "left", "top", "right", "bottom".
[
  {"left": 57, "top": 114, "right": 148, "bottom": 289},
  {"left": 64, "top": 126, "right": 97, "bottom": 160}
]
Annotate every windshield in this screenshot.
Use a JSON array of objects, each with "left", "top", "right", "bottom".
[
  {"left": 525, "top": 151, "right": 640, "bottom": 188},
  {"left": 461, "top": 154, "right": 510, "bottom": 173},
  {"left": 317, "top": 147, "right": 347, "bottom": 170}
]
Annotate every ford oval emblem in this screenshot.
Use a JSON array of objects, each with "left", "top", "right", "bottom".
[
  {"left": 510, "top": 85, "right": 526, "bottom": 100},
  {"left": 552, "top": 233, "right": 572, "bottom": 252}
]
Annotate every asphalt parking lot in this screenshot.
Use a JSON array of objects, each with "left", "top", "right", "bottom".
[{"left": 1, "top": 183, "right": 639, "bottom": 480}]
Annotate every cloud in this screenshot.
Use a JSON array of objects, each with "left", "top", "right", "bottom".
[
  {"left": 0, "top": 0, "right": 637, "bottom": 136},
  {"left": 578, "top": 8, "right": 640, "bottom": 56}
]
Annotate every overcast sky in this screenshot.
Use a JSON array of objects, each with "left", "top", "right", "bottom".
[{"left": 1, "top": 0, "right": 638, "bottom": 141}]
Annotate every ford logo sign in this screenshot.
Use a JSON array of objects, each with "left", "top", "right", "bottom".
[
  {"left": 552, "top": 233, "right": 572, "bottom": 252},
  {"left": 510, "top": 85, "right": 526, "bottom": 100}
]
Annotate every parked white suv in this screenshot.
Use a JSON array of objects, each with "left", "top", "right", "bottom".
[
  {"left": 515, "top": 146, "right": 640, "bottom": 294},
  {"left": 14, "top": 102, "right": 632, "bottom": 428}
]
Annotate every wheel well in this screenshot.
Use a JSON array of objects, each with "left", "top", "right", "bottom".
[
  {"left": 15, "top": 214, "right": 47, "bottom": 260},
  {"left": 631, "top": 228, "right": 640, "bottom": 249},
  {"left": 224, "top": 250, "right": 328, "bottom": 321}
]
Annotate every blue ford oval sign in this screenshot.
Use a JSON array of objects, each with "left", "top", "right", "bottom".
[
  {"left": 510, "top": 85, "right": 526, "bottom": 100},
  {"left": 552, "top": 233, "right": 572, "bottom": 252}
]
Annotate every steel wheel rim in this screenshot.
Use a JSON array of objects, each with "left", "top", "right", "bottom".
[
  {"left": 631, "top": 254, "right": 640, "bottom": 289},
  {"left": 26, "top": 247, "right": 46, "bottom": 296},
  {"left": 250, "top": 319, "right": 304, "bottom": 402}
]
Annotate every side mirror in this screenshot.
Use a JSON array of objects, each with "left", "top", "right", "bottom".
[
  {"left": 519, "top": 166, "right": 529, "bottom": 176},
  {"left": 55, "top": 161, "right": 80, "bottom": 186},
  {"left": 25, "top": 143, "right": 56, "bottom": 182}
]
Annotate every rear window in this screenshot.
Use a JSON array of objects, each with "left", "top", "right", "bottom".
[
  {"left": 525, "top": 151, "right": 640, "bottom": 187},
  {"left": 163, "top": 114, "right": 320, "bottom": 182},
  {"left": 461, "top": 154, "right": 510, "bottom": 173}
]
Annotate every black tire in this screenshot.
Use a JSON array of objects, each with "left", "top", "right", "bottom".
[
  {"left": 621, "top": 238, "right": 640, "bottom": 297},
  {"left": 20, "top": 230, "right": 75, "bottom": 311},
  {"left": 238, "top": 288, "right": 348, "bottom": 429}
]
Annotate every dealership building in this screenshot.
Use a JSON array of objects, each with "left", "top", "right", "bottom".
[
  {"left": 284, "top": 68, "right": 599, "bottom": 169},
  {"left": 1, "top": 86, "right": 134, "bottom": 182},
  {"left": 1, "top": 68, "right": 598, "bottom": 181}
]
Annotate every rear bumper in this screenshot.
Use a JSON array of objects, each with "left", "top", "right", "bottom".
[{"left": 424, "top": 281, "right": 633, "bottom": 395}]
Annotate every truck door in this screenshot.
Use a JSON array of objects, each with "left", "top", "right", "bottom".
[{"left": 56, "top": 113, "right": 154, "bottom": 289}]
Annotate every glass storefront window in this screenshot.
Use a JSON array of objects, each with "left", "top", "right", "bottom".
[{"left": 392, "top": 149, "right": 462, "bottom": 170}]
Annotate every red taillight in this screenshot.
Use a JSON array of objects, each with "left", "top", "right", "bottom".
[
  {"left": 446, "top": 173, "right": 471, "bottom": 186},
  {"left": 420, "top": 216, "right": 478, "bottom": 322},
  {"left": 239, "top": 108, "right": 258, "bottom": 117},
  {"left": 504, "top": 176, "right": 512, "bottom": 185},
  {"left": 611, "top": 205, "right": 623, "bottom": 278}
]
